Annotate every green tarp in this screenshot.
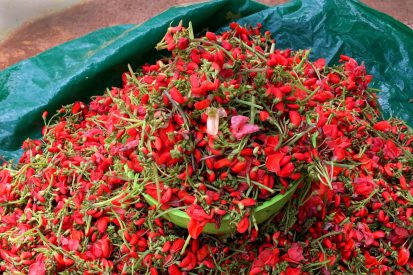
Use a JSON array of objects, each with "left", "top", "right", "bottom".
[{"left": 0, "top": 0, "right": 412, "bottom": 160}]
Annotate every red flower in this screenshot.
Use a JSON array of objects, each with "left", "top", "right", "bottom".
[
  {"left": 236, "top": 215, "right": 249, "bottom": 233},
  {"left": 28, "top": 255, "right": 46, "bottom": 275},
  {"left": 177, "top": 38, "right": 190, "bottom": 50},
  {"left": 353, "top": 177, "right": 376, "bottom": 197},
  {"left": 281, "top": 267, "right": 302, "bottom": 275},
  {"left": 373, "top": 121, "right": 391, "bottom": 132},
  {"left": 279, "top": 162, "right": 295, "bottom": 178},
  {"left": 383, "top": 139, "right": 401, "bottom": 159},
  {"left": 252, "top": 248, "right": 279, "bottom": 270},
  {"left": 354, "top": 222, "right": 374, "bottom": 246},
  {"left": 169, "top": 87, "right": 186, "bottom": 104},
  {"left": 265, "top": 152, "right": 285, "bottom": 174},
  {"left": 289, "top": 111, "right": 301, "bottom": 127},
  {"left": 397, "top": 247, "right": 410, "bottom": 266},
  {"left": 186, "top": 204, "right": 213, "bottom": 239},
  {"left": 168, "top": 264, "right": 182, "bottom": 275},
  {"left": 188, "top": 218, "right": 207, "bottom": 239},
  {"left": 313, "top": 58, "right": 326, "bottom": 69},
  {"left": 186, "top": 204, "right": 212, "bottom": 221},
  {"left": 206, "top": 32, "right": 217, "bottom": 41},
  {"left": 259, "top": 110, "right": 269, "bottom": 121},
  {"left": 364, "top": 251, "right": 379, "bottom": 267},
  {"left": 286, "top": 243, "right": 304, "bottom": 262}
]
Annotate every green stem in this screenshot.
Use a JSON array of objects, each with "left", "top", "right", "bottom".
[
  {"left": 127, "top": 64, "right": 139, "bottom": 84},
  {"left": 9, "top": 227, "right": 38, "bottom": 243},
  {"left": 295, "top": 50, "right": 310, "bottom": 71},
  {"left": 180, "top": 234, "right": 192, "bottom": 255},
  {"left": 299, "top": 86, "right": 320, "bottom": 104},
  {"left": 152, "top": 163, "right": 161, "bottom": 203},
  {"left": 250, "top": 95, "right": 256, "bottom": 124},
  {"left": 313, "top": 231, "right": 343, "bottom": 243},
  {"left": 154, "top": 206, "right": 187, "bottom": 219},
  {"left": 191, "top": 38, "right": 236, "bottom": 62},
  {"left": 234, "top": 98, "right": 263, "bottom": 110},
  {"left": 93, "top": 191, "right": 128, "bottom": 207},
  {"left": 233, "top": 36, "right": 266, "bottom": 60},
  {"left": 236, "top": 177, "right": 275, "bottom": 194},
  {"left": 163, "top": 90, "right": 190, "bottom": 130},
  {"left": 284, "top": 125, "right": 315, "bottom": 147}
]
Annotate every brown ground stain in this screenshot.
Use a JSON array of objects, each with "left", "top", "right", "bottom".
[{"left": 0, "top": 0, "right": 411, "bottom": 70}]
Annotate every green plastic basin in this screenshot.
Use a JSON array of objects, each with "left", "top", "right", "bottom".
[{"left": 143, "top": 182, "right": 299, "bottom": 235}]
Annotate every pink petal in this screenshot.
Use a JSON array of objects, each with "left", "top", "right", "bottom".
[
  {"left": 287, "top": 243, "right": 304, "bottom": 262},
  {"left": 28, "top": 260, "right": 46, "bottom": 275},
  {"left": 68, "top": 239, "right": 80, "bottom": 251},
  {"left": 231, "top": 115, "right": 249, "bottom": 131},
  {"left": 230, "top": 115, "right": 259, "bottom": 140},
  {"left": 236, "top": 124, "right": 260, "bottom": 139}
]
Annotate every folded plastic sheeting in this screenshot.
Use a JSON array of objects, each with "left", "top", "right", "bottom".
[{"left": 0, "top": 0, "right": 412, "bottom": 160}]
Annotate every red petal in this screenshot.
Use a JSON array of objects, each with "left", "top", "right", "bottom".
[
  {"left": 28, "top": 260, "right": 46, "bottom": 275},
  {"left": 397, "top": 247, "right": 410, "bottom": 266},
  {"left": 266, "top": 153, "right": 285, "bottom": 174},
  {"left": 314, "top": 58, "right": 326, "bottom": 69},
  {"left": 188, "top": 218, "right": 206, "bottom": 239},
  {"left": 279, "top": 162, "right": 295, "bottom": 178},
  {"left": 289, "top": 111, "right": 301, "bottom": 127},
  {"left": 383, "top": 139, "right": 401, "bottom": 159},
  {"left": 373, "top": 121, "right": 391, "bottom": 131},
  {"left": 266, "top": 135, "right": 280, "bottom": 148},
  {"left": 236, "top": 216, "right": 249, "bottom": 233},
  {"left": 186, "top": 204, "right": 210, "bottom": 221},
  {"left": 287, "top": 243, "right": 304, "bottom": 262}
]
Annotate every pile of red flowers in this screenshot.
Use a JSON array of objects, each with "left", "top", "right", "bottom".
[{"left": 0, "top": 22, "right": 412, "bottom": 274}]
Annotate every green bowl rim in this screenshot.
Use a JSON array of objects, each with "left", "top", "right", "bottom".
[{"left": 143, "top": 181, "right": 300, "bottom": 221}]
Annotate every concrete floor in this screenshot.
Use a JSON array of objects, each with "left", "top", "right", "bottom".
[
  {"left": 0, "top": 0, "right": 412, "bottom": 70},
  {"left": 0, "top": 0, "right": 82, "bottom": 40}
]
